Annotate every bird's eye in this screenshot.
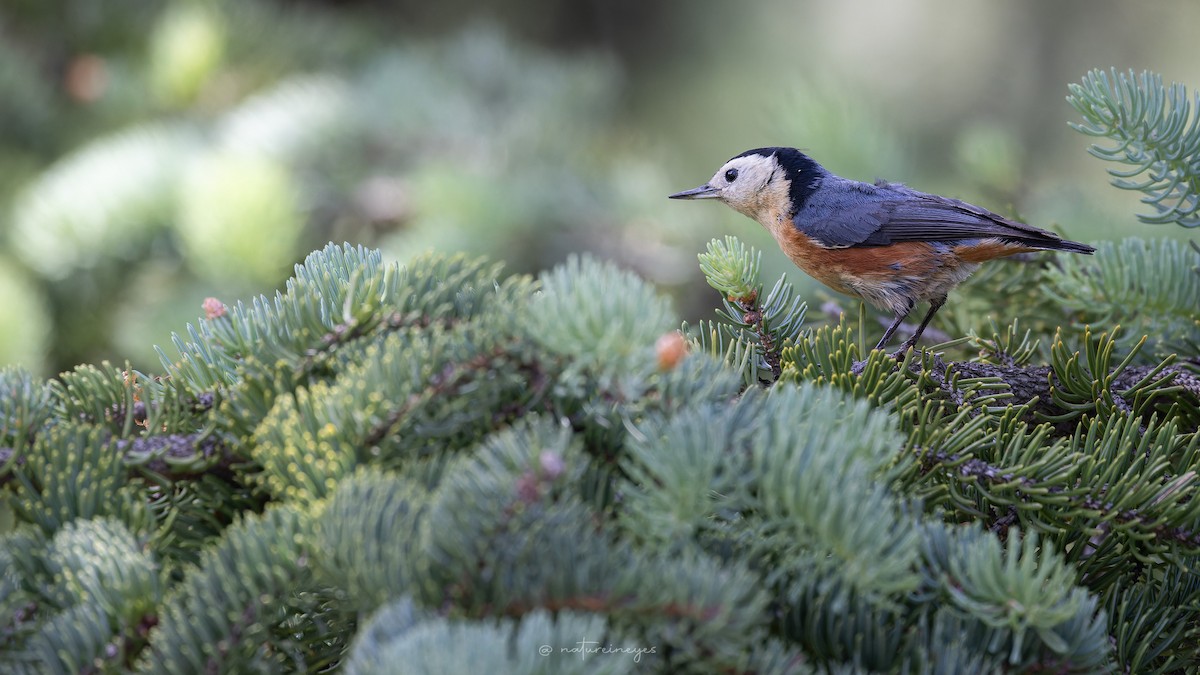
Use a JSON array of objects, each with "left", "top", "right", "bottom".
[{"left": 725, "top": 168, "right": 739, "bottom": 183}]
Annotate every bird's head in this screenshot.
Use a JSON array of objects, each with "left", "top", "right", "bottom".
[{"left": 669, "top": 147, "right": 825, "bottom": 222}]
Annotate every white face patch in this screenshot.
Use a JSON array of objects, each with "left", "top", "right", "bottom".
[{"left": 708, "top": 154, "right": 789, "bottom": 220}]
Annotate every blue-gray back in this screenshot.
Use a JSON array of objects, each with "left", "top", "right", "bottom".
[{"left": 794, "top": 176, "right": 1071, "bottom": 250}]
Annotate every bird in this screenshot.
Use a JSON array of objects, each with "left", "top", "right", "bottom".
[{"left": 669, "top": 147, "right": 1094, "bottom": 354}]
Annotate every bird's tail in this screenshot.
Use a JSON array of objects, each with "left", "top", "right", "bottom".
[
  {"left": 1038, "top": 238, "right": 1095, "bottom": 255},
  {"left": 1007, "top": 235, "right": 1094, "bottom": 255}
]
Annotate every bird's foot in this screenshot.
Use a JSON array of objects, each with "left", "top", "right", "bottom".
[{"left": 888, "top": 340, "right": 921, "bottom": 362}]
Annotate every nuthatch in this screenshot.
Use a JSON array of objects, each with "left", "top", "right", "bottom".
[{"left": 670, "top": 147, "right": 1094, "bottom": 353}]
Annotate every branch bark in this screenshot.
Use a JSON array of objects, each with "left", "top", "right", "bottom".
[{"left": 913, "top": 354, "right": 1200, "bottom": 430}]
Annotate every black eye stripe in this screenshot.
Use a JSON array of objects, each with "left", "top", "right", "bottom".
[{"left": 725, "top": 168, "right": 739, "bottom": 182}]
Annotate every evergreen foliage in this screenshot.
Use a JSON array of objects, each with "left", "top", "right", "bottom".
[
  {"left": 2, "top": 69, "right": 1200, "bottom": 673},
  {"left": 1068, "top": 69, "right": 1200, "bottom": 228},
  {"left": 1044, "top": 238, "right": 1200, "bottom": 357},
  {"left": 0, "top": 230, "right": 1195, "bottom": 672}
]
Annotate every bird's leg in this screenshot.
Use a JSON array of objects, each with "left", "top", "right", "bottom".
[
  {"left": 874, "top": 299, "right": 914, "bottom": 351},
  {"left": 892, "top": 295, "right": 947, "bottom": 356}
]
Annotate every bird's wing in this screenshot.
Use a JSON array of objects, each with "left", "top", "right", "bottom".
[{"left": 796, "top": 182, "right": 1066, "bottom": 249}]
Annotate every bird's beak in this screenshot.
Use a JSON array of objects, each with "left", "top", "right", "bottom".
[{"left": 668, "top": 184, "right": 720, "bottom": 200}]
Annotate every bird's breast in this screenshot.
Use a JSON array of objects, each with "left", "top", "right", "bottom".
[{"left": 765, "top": 220, "right": 967, "bottom": 313}]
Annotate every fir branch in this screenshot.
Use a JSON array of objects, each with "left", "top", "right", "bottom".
[
  {"left": 360, "top": 345, "right": 510, "bottom": 449},
  {"left": 1043, "top": 238, "right": 1200, "bottom": 360},
  {"left": 915, "top": 444, "right": 1200, "bottom": 551},
  {"left": 1068, "top": 69, "right": 1200, "bottom": 228},
  {"left": 117, "top": 432, "right": 234, "bottom": 479},
  {"left": 892, "top": 351, "right": 1200, "bottom": 429},
  {"left": 4, "top": 430, "right": 236, "bottom": 488},
  {"left": 135, "top": 507, "right": 317, "bottom": 672},
  {"left": 695, "top": 237, "right": 807, "bottom": 384},
  {"left": 730, "top": 290, "right": 783, "bottom": 381},
  {"left": 298, "top": 309, "right": 462, "bottom": 375},
  {"left": 1078, "top": 495, "right": 1200, "bottom": 548}
]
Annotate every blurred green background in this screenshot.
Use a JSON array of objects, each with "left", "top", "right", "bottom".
[{"left": 1, "top": 0, "right": 1198, "bottom": 375}]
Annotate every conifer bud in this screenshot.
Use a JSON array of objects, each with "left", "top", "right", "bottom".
[
  {"left": 202, "top": 297, "right": 226, "bottom": 319},
  {"left": 656, "top": 331, "right": 687, "bottom": 370}
]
